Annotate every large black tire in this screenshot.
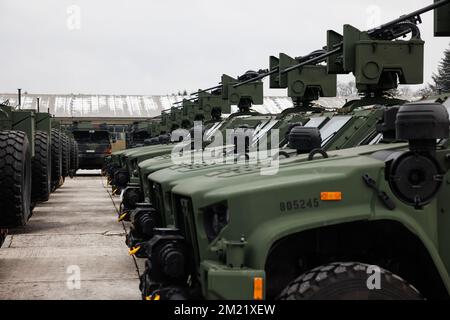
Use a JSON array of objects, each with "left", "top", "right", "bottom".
[
  {"left": 32, "top": 131, "right": 51, "bottom": 203},
  {"left": 0, "top": 229, "right": 7, "bottom": 248},
  {"left": 0, "top": 130, "right": 32, "bottom": 228},
  {"left": 61, "top": 133, "right": 70, "bottom": 178},
  {"left": 50, "top": 129, "right": 62, "bottom": 192},
  {"left": 69, "top": 137, "right": 79, "bottom": 177},
  {"left": 279, "top": 262, "right": 423, "bottom": 300}
]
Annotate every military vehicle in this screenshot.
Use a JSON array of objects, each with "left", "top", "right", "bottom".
[
  {"left": 0, "top": 91, "right": 35, "bottom": 228},
  {"left": 116, "top": 71, "right": 288, "bottom": 215},
  {"left": 26, "top": 102, "right": 52, "bottom": 206},
  {"left": 104, "top": 88, "right": 230, "bottom": 194},
  {"left": 71, "top": 121, "right": 112, "bottom": 170},
  {"left": 0, "top": 90, "right": 63, "bottom": 228},
  {"left": 131, "top": 1, "right": 450, "bottom": 300},
  {"left": 127, "top": 25, "right": 428, "bottom": 224},
  {"left": 126, "top": 121, "right": 154, "bottom": 149},
  {"left": 51, "top": 119, "right": 75, "bottom": 190},
  {"left": 108, "top": 71, "right": 264, "bottom": 198},
  {"left": 68, "top": 133, "right": 80, "bottom": 178},
  {"left": 124, "top": 14, "right": 425, "bottom": 253}
]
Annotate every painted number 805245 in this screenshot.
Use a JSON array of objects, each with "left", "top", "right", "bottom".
[{"left": 280, "top": 198, "right": 319, "bottom": 212}]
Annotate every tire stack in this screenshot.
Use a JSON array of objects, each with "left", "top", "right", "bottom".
[
  {"left": 50, "top": 129, "right": 78, "bottom": 191},
  {"left": 1, "top": 128, "right": 80, "bottom": 229},
  {"left": 0, "top": 130, "right": 32, "bottom": 228},
  {"left": 69, "top": 137, "right": 79, "bottom": 177},
  {"left": 31, "top": 131, "right": 51, "bottom": 205},
  {"left": 50, "top": 128, "right": 63, "bottom": 192},
  {"left": 59, "top": 133, "right": 70, "bottom": 189}
]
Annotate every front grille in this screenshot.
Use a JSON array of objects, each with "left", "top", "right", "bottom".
[
  {"left": 153, "top": 183, "right": 165, "bottom": 224},
  {"left": 174, "top": 196, "right": 200, "bottom": 267}
]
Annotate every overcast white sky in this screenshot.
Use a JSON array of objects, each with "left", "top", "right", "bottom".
[{"left": 0, "top": 0, "right": 448, "bottom": 95}]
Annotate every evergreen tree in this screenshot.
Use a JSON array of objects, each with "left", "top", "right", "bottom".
[{"left": 431, "top": 45, "right": 450, "bottom": 93}]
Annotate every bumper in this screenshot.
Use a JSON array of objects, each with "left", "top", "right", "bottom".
[
  {"left": 79, "top": 154, "right": 106, "bottom": 169},
  {"left": 200, "top": 261, "right": 265, "bottom": 300}
]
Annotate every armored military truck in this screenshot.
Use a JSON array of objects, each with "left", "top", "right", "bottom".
[
  {"left": 71, "top": 121, "right": 112, "bottom": 170},
  {"left": 123, "top": 27, "right": 421, "bottom": 242},
  {"left": 108, "top": 71, "right": 262, "bottom": 196},
  {"left": 0, "top": 91, "right": 57, "bottom": 227},
  {"left": 132, "top": 0, "right": 450, "bottom": 300},
  {"left": 51, "top": 120, "right": 76, "bottom": 190}
]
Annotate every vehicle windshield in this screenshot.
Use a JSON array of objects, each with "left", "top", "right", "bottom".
[
  {"left": 73, "top": 131, "right": 110, "bottom": 144},
  {"left": 132, "top": 131, "right": 151, "bottom": 140},
  {"left": 304, "top": 116, "right": 329, "bottom": 128}
]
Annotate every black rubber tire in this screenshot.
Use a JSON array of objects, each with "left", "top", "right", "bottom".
[
  {"left": 0, "top": 130, "right": 32, "bottom": 228},
  {"left": 50, "top": 129, "right": 62, "bottom": 192},
  {"left": 32, "top": 131, "right": 51, "bottom": 203},
  {"left": 61, "top": 133, "right": 70, "bottom": 178},
  {"left": 69, "top": 137, "right": 79, "bottom": 177},
  {"left": 0, "top": 229, "right": 7, "bottom": 248},
  {"left": 279, "top": 262, "right": 423, "bottom": 300}
]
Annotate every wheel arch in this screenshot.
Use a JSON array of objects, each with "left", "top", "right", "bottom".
[{"left": 258, "top": 219, "right": 449, "bottom": 299}]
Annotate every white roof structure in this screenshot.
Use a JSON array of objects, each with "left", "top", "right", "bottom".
[{"left": 0, "top": 93, "right": 352, "bottom": 118}]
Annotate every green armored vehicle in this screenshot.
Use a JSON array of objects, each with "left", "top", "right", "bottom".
[
  {"left": 50, "top": 119, "right": 74, "bottom": 190},
  {"left": 124, "top": 30, "right": 426, "bottom": 247},
  {"left": 109, "top": 71, "right": 264, "bottom": 197},
  {"left": 124, "top": 8, "right": 428, "bottom": 252},
  {"left": 132, "top": 1, "right": 450, "bottom": 300},
  {"left": 151, "top": 104, "right": 448, "bottom": 300},
  {"left": 71, "top": 121, "right": 111, "bottom": 170},
  {"left": 0, "top": 90, "right": 60, "bottom": 228}
]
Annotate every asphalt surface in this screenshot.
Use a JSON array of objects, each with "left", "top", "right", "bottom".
[{"left": 0, "top": 173, "right": 141, "bottom": 300}]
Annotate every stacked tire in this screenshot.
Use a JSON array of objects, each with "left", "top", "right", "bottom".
[
  {"left": 31, "top": 131, "right": 51, "bottom": 205},
  {"left": 50, "top": 129, "right": 63, "bottom": 192},
  {"left": 69, "top": 137, "right": 79, "bottom": 177},
  {"left": 0, "top": 130, "right": 32, "bottom": 228},
  {"left": 61, "top": 133, "right": 70, "bottom": 179}
]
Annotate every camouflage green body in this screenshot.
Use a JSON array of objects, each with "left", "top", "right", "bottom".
[
  {"left": 144, "top": 104, "right": 390, "bottom": 234},
  {"left": 198, "top": 91, "right": 232, "bottom": 116},
  {"left": 0, "top": 104, "right": 35, "bottom": 156},
  {"left": 133, "top": 2, "right": 450, "bottom": 300},
  {"left": 271, "top": 54, "right": 337, "bottom": 104},
  {"left": 327, "top": 25, "right": 424, "bottom": 93},
  {"left": 34, "top": 112, "right": 52, "bottom": 138},
  {"left": 110, "top": 71, "right": 267, "bottom": 191},
  {"left": 126, "top": 114, "right": 279, "bottom": 185},
  {"left": 435, "top": 0, "right": 450, "bottom": 36},
  {"left": 129, "top": 39, "right": 412, "bottom": 229},
  {"left": 158, "top": 135, "right": 450, "bottom": 299},
  {"left": 222, "top": 74, "right": 263, "bottom": 108}
]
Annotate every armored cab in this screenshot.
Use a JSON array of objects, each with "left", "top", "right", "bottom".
[{"left": 71, "top": 121, "right": 112, "bottom": 170}]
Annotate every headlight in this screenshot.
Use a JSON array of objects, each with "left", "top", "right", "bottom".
[{"left": 203, "top": 202, "right": 229, "bottom": 242}]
